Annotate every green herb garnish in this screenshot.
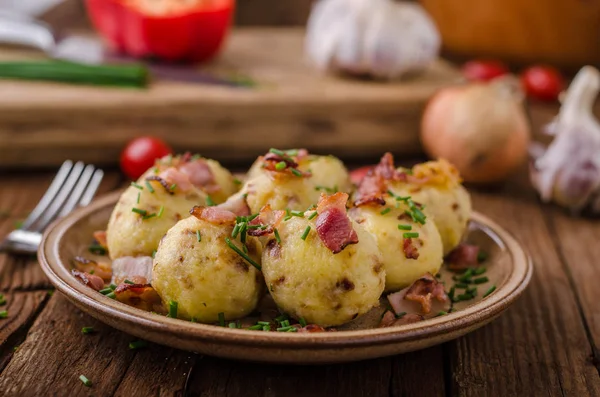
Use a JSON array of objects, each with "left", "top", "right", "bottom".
[
  {"left": 196, "top": 230, "right": 202, "bottom": 242},
  {"left": 128, "top": 340, "right": 148, "bottom": 350},
  {"left": 124, "top": 280, "right": 134, "bottom": 285},
  {"left": 79, "top": 375, "right": 92, "bottom": 387},
  {"left": 397, "top": 224, "right": 412, "bottom": 231},
  {"left": 473, "top": 277, "right": 489, "bottom": 284},
  {"left": 167, "top": 300, "right": 178, "bottom": 318},
  {"left": 299, "top": 317, "right": 307, "bottom": 327},
  {"left": 144, "top": 180, "right": 155, "bottom": 193},
  {"left": 206, "top": 196, "right": 216, "bottom": 207},
  {"left": 131, "top": 208, "right": 147, "bottom": 216},
  {"left": 274, "top": 228, "right": 281, "bottom": 244},
  {"left": 0, "top": 310, "right": 7, "bottom": 319},
  {"left": 157, "top": 206, "right": 164, "bottom": 218},
  {"left": 380, "top": 208, "right": 391, "bottom": 215},
  {"left": 308, "top": 211, "right": 318, "bottom": 220},
  {"left": 483, "top": 285, "right": 496, "bottom": 298},
  {"left": 403, "top": 232, "right": 419, "bottom": 239},
  {"left": 301, "top": 226, "right": 311, "bottom": 240},
  {"left": 130, "top": 182, "right": 143, "bottom": 190},
  {"left": 291, "top": 168, "right": 303, "bottom": 177},
  {"left": 275, "top": 161, "right": 287, "bottom": 170},
  {"left": 225, "top": 237, "right": 261, "bottom": 270},
  {"left": 218, "top": 312, "right": 225, "bottom": 327}
]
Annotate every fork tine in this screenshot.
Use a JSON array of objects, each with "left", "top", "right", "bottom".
[
  {"left": 21, "top": 160, "right": 73, "bottom": 230},
  {"left": 57, "top": 164, "right": 96, "bottom": 218},
  {"left": 32, "top": 161, "right": 85, "bottom": 232},
  {"left": 79, "top": 169, "right": 104, "bottom": 207}
]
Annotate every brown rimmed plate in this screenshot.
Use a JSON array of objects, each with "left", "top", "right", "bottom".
[{"left": 38, "top": 191, "right": 532, "bottom": 364}]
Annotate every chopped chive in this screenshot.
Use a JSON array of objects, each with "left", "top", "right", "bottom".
[
  {"left": 79, "top": 375, "right": 92, "bottom": 387},
  {"left": 483, "top": 285, "right": 496, "bottom": 298},
  {"left": 153, "top": 167, "right": 159, "bottom": 174},
  {"left": 131, "top": 208, "right": 147, "bottom": 216},
  {"left": 130, "top": 182, "right": 143, "bottom": 190},
  {"left": 277, "top": 325, "right": 296, "bottom": 332},
  {"left": 454, "top": 283, "right": 469, "bottom": 289},
  {"left": 466, "top": 287, "right": 477, "bottom": 296},
  {"left": 301, "top": 226, "right": 311, "bottom": 240},
  {"left": 257, "top": 321, "right": 271, "bottom": 326},
  {"left": 218, "top": 312, "right": 225, "bottom": 327},
  {"left": 110, "top": 284, "right": 117, "bottom": 290},
  {"left": 191, "top": 154, "right": 202, "bottom": 161},
  {"left": 275, "top": 314, "right": 288, "bottom": 323},
  {"left": 142, "top": 213, "right": 156, "bottom": 220},
  {"left": 129, "top": 340, "right": 148, "bottom": 350},
  {"left": 225, "top": 237, "right": 261, "bottom": 270},
  {"left": 124, "top": 280, "right": 134, "bottom": 285},
  {"left": 248, "top": 324, "right": 263, "bottom": 330},
  {"left": 232, "top": 223, "right": 241, "bottom": 238},
  {"left": 283, "top": 215, "right": 292, "bottom": 222},
  {"left": 246, "top": 213, "right": 260, "bottom": 222},
  {"left": 436, "top": 311, "right": 448, "bottom": 317},
  {"left": 206, "top": 196, "right": 216, "bottom": 207},
  {"left": 167, "top": 300, "right": 178, "bottom": 318},
  {"left": 290, "top": 210, "right": 304, "bottom": 217},
  {"left": 274, "top": 228, "right": 281, "bottom": 244},
  {"left": 397, "top": 224, "right": 412, "bottom": 231},
  {"left": 88, "top": 244, "right": 107, "bottom": 255},
  {"left": 380, "top": 208, "right": 391, "bottom": 215},
  {"left": 99, "top": 287, "right": 112, "bottom": 295},
  {"left": 473, "top": 277, "right": 489, "bottom": 284},
  {"left": 262, "top": 326, "right": 271, "bottom": 331},
  {"left": 477, "top": 251, "right": 488, "bottom": 263},
  {"left": 240, "top": 223, "right": 247, "bottom": 244},
  {"left": 228, "top": 322, "right": 237, "bottom": 329},
  {"left": 169, "top": 183, "right": 177, "bottom": 192},
  {"left": 291, "top": 168, "right": 303, "bottom": 177},
  {"left": 106, "top": 292, "right": 116, "bottom": 299},
  {"left": 157, "top": 206, "right": 164, "bottom": 218},
  {"left": 474, "top": 267, "right": 487, "bottom": 275},
  {"left": 233, "top": 178, "right": 242, "bottom": 185},
  {"left": 456, "top": 293, "right": 474, "bottom": 301},
  {"left": 280, "top": 320, "right": 290, "bottom": 328},
  {"left": 144, "top": 180, "right": 155, "bottom": 193},
  {"left": 269, "top": 148, "right": 286, "bottom": 156},
  {"left": 299, "top": 317, "right": 307, "bottom": 327},
  {"left": 448, "top": 287, "right": 456, "bottom": 301},
  {"left": 89, "top": 270, "right": 95, "bottom": 275},
  {"left": 395, "top": 311, "right": 407, "bottom": 319},
  {"left": 0, "top": 295, "right": 5, "bottom": 306},
  {"left": 152, "top": 250, "right": 157, "bottom": 259},
  {"left": 286, "top": 327, "right": 298, "bottom": 332},
  {"left": 458, "top": 269, "right": 474, "bottom": 282},
  {"left": 136, "top": 192, "right": 140, "bottom": 204},
  {"left": 0, "top": 310, "right": 7, "bottom": 319},
  {"left": 403, "top": 232, "right": 419, "bottom": 238},
  {"left": 308, "top": 211, "right": 318, "bottom": 220},
  {"left": 275, "top": 161, "right": 287, "bottom": 170},
  {"left": 190, "top": 317, "right": 197, "bottom": 323},
  {"left": 196, "top": 230, "right": 202, "bottom": 242}
]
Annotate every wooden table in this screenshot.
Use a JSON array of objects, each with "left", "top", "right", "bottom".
[{"left": 0, "top": 159, "right": 599, "bottom": 396}]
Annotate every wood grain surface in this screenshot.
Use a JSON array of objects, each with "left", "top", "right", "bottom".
[
  {"left": 0, "top": 28, "right": 461, "bottom": 169},
  {"left": 0, "top": 163, "right": 599, "bottom": 396}
]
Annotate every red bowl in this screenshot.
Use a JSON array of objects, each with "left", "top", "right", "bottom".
[{"left": 86, "top": 0, "right": 234, "bottom": 62}]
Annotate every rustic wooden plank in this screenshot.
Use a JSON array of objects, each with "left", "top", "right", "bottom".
[
  {"left": 0, "top": 171, "right": 122, "bottom": 291},
  {"left": 0, "top": 293, "right": 137, "bottom": 396},
  {"left": 0, "top": 291, "right": 49, "bottom": 372},
  {"left": 446, "top": 178, "right": 600, "bottom": 396},
  {"left": 390, "top": 347, "right": 446, "bottom": 396},
  {"left": 544, "top": 207, "right": 600, "bottom": 361},
  {"left": 235, "top": 0, "right": 312, "bottom": 26}
]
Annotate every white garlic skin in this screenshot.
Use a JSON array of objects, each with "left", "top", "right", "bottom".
[
  {"left": 530, "top": 66, "right": 600, "bottom": 214},
  {"left": 305, "top": 0, "right": 441, "bottom": 80}
]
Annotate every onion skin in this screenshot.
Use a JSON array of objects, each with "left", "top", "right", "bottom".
[{"left": 420, "top": 80, "right": 531, "bottom": 183}]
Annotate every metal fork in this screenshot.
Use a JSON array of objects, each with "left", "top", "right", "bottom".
[{"left": 0, "top": 160, "right": 104, "bottom": 255}]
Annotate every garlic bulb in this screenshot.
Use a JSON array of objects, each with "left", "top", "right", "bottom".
[
  {"left": 305, "top": 0, "right": 440, "bottom": 79},
  {"left": 530, "top": 66, "right": 600, "bottom": 214}
]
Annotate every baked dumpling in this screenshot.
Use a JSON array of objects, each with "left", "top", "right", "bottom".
[
  {"left": 260, "top": 193, "right": 385, "bottom": 327},
  {"left": 152, "top": 207, "right": 263, "bottom": 323}
]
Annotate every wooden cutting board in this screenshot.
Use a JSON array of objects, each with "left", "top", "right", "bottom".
[{"left": 0, "top": 28, "right": 461, "bottom": 168}]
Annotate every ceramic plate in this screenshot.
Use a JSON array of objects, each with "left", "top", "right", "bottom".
[{"left": 38, "top": 191, "right": 532, "bottom": 364}]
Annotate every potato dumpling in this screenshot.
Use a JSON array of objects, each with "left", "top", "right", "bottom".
[
  {"left": 388, "top": 160, "right": 472, "bottom": 254},
  {"left": 262, "top": 215, "right": 385, "bottom": 327},
  {"left": 106, "top": 170, "right": 208, "bottom": 259},
  {"left": 297, "top": 154, "right": 353, "bottom": 194},
  {"left": 349, "top": 204, "right": 443, "bottom": 291},
  {"left": 243, "top": 173, "right": 318, "bottom": 213},
  {"left": 152, "top": 215, "right": 263, "bottom": 323}
]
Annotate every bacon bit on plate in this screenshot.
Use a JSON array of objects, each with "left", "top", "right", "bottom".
[
  {"left": 247, "top": 205, "right": 285, "bottom": 237},
  {"left": 73, "top": 256, "right": 113, "bottom": 282},
  {"left": 446, "top": 243, "right": 480, "bottom": 270},
  {"left": 217, "top": 194, "right": 251, "bottom": 216},
  {"left": 316, "top": 192, "right": 358, "bottom": 254},
  {"left": 111, "top": 256, "right": 153, "bottom": 285},
  {"left": 403, "top": 238, "right": 420, "bottom": 259},
  {"left": 114, "top": 283, "right": 162, "bottom": 311},
  {"left": 405, "top": 273, "right": 449, "bottom": 314},
  {"left": 190, "top": 206, "right": 237, "bottom": 225},
  {"left": 72, "top": 269, "right": 105, "bottom": 291},
  {"left": 92, "top": 230, "right": 108, "bottom": 249},
  {"left": 354, "top": 152, "right": 407, "bottom": 207},
  {"left": 378, "top": 311, "right": 424, "bottom": 328},
  {"left": 298, "top": 324, "right": 327, "bottom": 333}
]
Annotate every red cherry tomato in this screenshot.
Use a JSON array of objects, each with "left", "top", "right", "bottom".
[
  {"left": 120, "top": 137, "right": 173, "bottom": 180},
  {"left": 462, "top": 60, "right": 509, "bottom": 82},
  {"left": 350, "top": 166, "right": 373, "bottom": 185},
  {"left": 520, "top": 66, "right": 564, "bottom": 102}
]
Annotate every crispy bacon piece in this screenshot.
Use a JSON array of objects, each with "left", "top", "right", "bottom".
[
  {"left": 93, "top": 230, "right": 108, "bottom": 250},
  {"left": 354, "top": 152, "right": 407, "bottom": 207},
  {"left": 111, "top": 256, "right": 153, "bottom": 285},
  {"left": 316, "top": 193, "right": 358, "bottom": 254},
  {"left": 114, "top": 283, "right": 162, "bottom": 311},
  {"left": 157, "top": 168, "right": 194, "bottom": 192},
  {"left": 190, "top": 206, "right": 237, "bottom": 225},
  {"left": 73, "top": 256, "right": 112, "bottom": 282},
  {"left": 145, "top": 175, "right": 176, "bottom": 194},
  {"left": 403, "top": 238, "right": 420, "bottom": 260},
  {"left": 247, "top": 205, "right": 285, "bottom": 237},
  {"left": 446, "top": 243, "right": 480, "bottom": 270},
  {"left": 178, "top": 159, "right": 220, "bottom": 193},
  {"left": 379, "top": 311, "right": 424, "bottom": 328},
  {"left": 298, "top": 324, "right": 327, "bottom": 333},
  {"left": 72, "top": 269, "right": 105, "bottom": 291},
  {"left": 217, "top": 194, "right": 251, "bottom": 216},
  {"left": 387, "top": 273, "right": 450, "bottom": 316}
]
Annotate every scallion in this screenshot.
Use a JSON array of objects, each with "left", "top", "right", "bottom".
[
  {"left": 131, "top": 182, "right": 143, "bottom": 190},
  {"left": 299, "top": 317, "right": 307, "bottom": 327},
  {"left": 274, "top": 228, "right": 281, "bottom": 244},
  {"left": 79, "top": 375, "right": 92, "bottom": 387},
  {"left": 167, "top": 300, "right": 178, "bottom": 318},
  {"left": 473, "top": 277, "right": 489, "bottom": 284},
  {"left": 291, "top": 168, "right": 303, "bottom": 177},
  {"left": 301, "top": 226, "right": 311, "bottom": 240},
  {"left": 131, "top": 208, "right": 147, "bottom": 216},
  {"left": 0, "top": 310, "right": 7, "bottom": 319},
  {"left": 124, "top": 280, "right": 134, "bottom": 285},
  {"left": 144, "top": 181, "right": 155, "bottom": 193},
  {"left": 308, "top": 211, "right": 318, "bottom": 220},
  {"left": 218, "top": 312, "right": 225, "bottom": 327},
  {"left": 157, "top": 206, "right": 164, "bottom": 218},
  {"left": 380, "top": 208, "right": 391, "bottom": 215},
  {"left": 275, "top": 161, "right": 287, "bottom": 170},
  {"left": 403, "top": 232, "right": 419, "bottom": 238},
  {"left": 196, "top": 230, "right": 202, "bottom": 242},
  {"left": 225, "top": 237, "right": 261, "bottom": 270},
  {"left": 398, "top": 224, "right": 412, "bottom": 231},
  {"left": 483, "top": 285, "right": 496, "bottom": 298}
]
